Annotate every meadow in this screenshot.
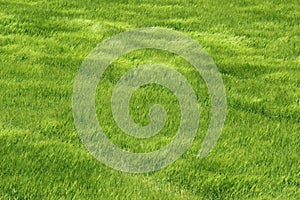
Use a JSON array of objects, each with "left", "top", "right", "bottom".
[{"left": 0, "top": 0, "right": 299, "bottom": 199}]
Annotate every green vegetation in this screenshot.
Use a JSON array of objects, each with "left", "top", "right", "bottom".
[{"left": 0, "top": 0, "right": 299, "bottom": 199}]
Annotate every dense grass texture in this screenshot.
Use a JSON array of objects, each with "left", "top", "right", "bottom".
[{"left": 0, "top": 0, "right": 299, "bottom": 199}]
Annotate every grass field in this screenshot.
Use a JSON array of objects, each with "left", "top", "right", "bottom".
[{"left": 0, "top": 0, "right": 299, "bottom": 199}]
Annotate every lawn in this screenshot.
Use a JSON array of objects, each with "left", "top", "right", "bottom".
[{"left": 0, "top": 0, "right": 299, "bottom": 199}]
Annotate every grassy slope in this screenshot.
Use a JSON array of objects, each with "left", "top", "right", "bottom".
[{"left": 0, "top": 0, "right": 299, "bottom": 199}]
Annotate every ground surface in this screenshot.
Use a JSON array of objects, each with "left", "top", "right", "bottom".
[{"left": 0, "top": 0, "right": 299, "bottom": 199}]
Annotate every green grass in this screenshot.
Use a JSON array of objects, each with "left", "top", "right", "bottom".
[{"left": 0, "top": 0, "right": 299, "bottom": 199}]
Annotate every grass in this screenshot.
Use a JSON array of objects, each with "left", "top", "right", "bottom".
[{"left": 0, "top": 0, "right": 299, "bottom": 199}]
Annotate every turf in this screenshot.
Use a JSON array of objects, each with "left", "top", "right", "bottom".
[{"left": 0, "top": 0, "right": 299, "bottom": 199}]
